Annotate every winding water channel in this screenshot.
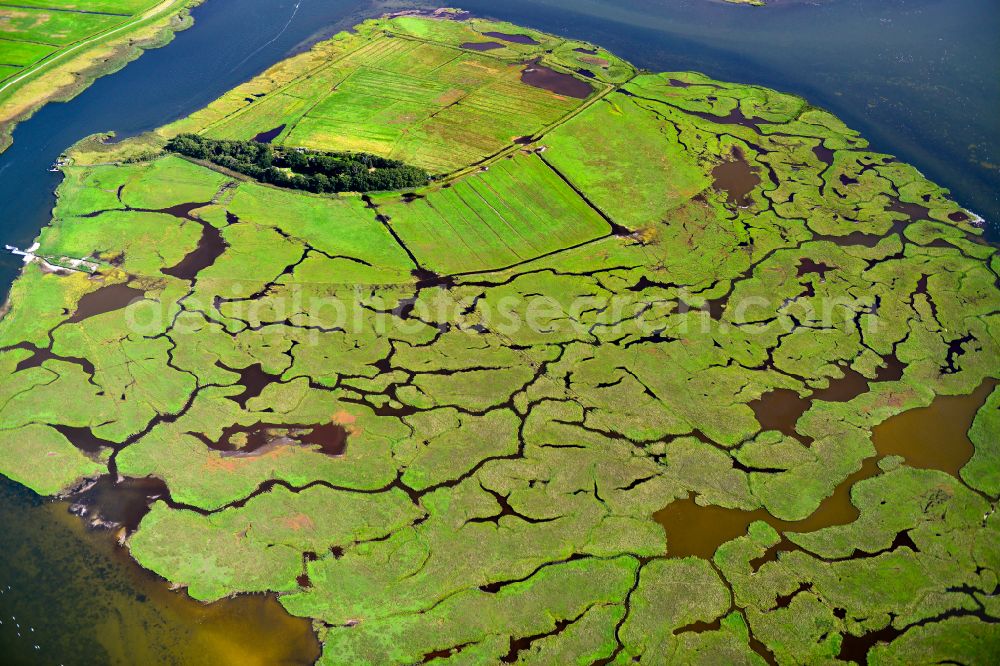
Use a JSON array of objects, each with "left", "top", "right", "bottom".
[{"left": 0, "top": 0, "right": 996, "bottom": 662}]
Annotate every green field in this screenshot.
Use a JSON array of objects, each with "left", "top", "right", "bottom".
[
  {"left": 0, "top": 13, "right": 997, "bottom": 666},
  {"left": 169, "top": 15, "right": 625, "bottom": 174},
  {"left": 372, "top": 152, "right": 613, "bottom": 273},
  {"left": 0, "top": 0, "right": 193, "bottom": 153},
  {"left": 0, "top": 0, "right": 160, "bottom": 78}
]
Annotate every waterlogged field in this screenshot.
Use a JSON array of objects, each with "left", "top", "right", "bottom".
[{"left": 0, "top": 12, "right": 998, "bottom": 665}]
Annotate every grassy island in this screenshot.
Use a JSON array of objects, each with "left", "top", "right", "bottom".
[{"left": 0, "top": 12, "right": 997, "bottom": 665}]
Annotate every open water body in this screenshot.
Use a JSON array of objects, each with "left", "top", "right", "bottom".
[{"left": 0, "top": 0, "right": 997, "bottom": 662}]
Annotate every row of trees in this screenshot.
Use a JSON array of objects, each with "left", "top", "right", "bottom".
[{"left": 165, "top": 134, "right": 429, "bottom": 194}]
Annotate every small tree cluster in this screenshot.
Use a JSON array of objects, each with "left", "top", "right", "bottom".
[{"left": 165, "top": 134, "right": 429, "bottom": 194}]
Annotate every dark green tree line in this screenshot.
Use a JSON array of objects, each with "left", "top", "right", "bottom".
[{"left": 165, "top": 134, "right": 430, "bottom": 193}]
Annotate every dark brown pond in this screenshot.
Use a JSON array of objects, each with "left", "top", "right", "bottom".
[
  {"left": 67, "top": 283, "right": 147, "bottom": 324},
  {"left": 886, "top": 196, "right": 931, "bottom": 221},
  {"left": 655, "top": 379, "right": 996, "bottom": 559},
  {"left": 218, "top": 361, "right": 283, "bottom": 409},
  {"left": 482, "top": 31, "right": 539, "bottom": 45},
  {"left": 838, "top": 623, "right": 904, "bottom": 665},
  {"left": 51, "top": 424, "right": 119, "bottom": 456},
  {"left": 70, "top": 475, "right": 172, "bottom": 532},
  {"left": 797, "top": 258, "right": 834, "bottom": 278},
  {"left": 711, "top": 148, "right": 761, "bottom": 206},
  {"left": 193, "top": 421, "right": 348, "bottom": 458},
  {"left": 813, "top": 143, "right": 835, "bottom": 167},
  {"left": 749, "top": 364, "right": 875, "bottom": 442},
  {"left": 161, "top": 221, "right": 228, "bottom": 281},
  {"left": 252, "top": 124, "right": 286, "bottom": 144},
  {"left": 872, "top": 379, "right": 996, "bottom": 476},
  {"left": 461, "top": 41, "right": 504, "bottom": 51},
  {"left": 689, "top": 106, "right": 766, "bottom": 131},
  {"left": 813, "top": 227, "right": 896, "bottom": 248},
  {"left": 521, "top": 60, "right": 593, "bottom": 99}
]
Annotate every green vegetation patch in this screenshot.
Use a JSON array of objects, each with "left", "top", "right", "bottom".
[
  {"left": 0, "top": 0, "right": 156, "bottom": 13},
  {"left": 166, "top": 15, "right": 620, "bottom": 175},
  {"left": 0, "top": 5, "right": 127, "bottom": 46},
  {"left": 373, "top": 151, "right": 613, "bottom": 274},
  {"left": 0, "top": 38, "right": 55, "bottom": 67}
]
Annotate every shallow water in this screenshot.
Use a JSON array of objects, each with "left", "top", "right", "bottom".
[
  {"left": 656, "top": 379, "right": 997, "bottom": 559},
  {"left": 67, "top": 283, "right": 147, "bottom": 323},
  {"left": 460, "top": 41, "right": 505, "bottom": 52},
  {"left": 521, "top": 60, "right": 594, "bottom": 99},
  {"left": 0, "top": 475, "right": 320, "bottom": 665},
  {"left": 711, "top": 148, "right": 761, "bottom": 206},
  {"left": 482, "top": 31, "right": 540, "bottom": 45},
  {"left": 872, "top": 379, "right": 996, "bottom": 476}
]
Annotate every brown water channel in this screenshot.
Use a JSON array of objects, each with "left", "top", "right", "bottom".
[
  {"left": 190, "top": 421, "right": 349, "bottom": 458},
  {"left": 162, "top": 221, "right": 228, "bottom": 281},
  {"left": 655, "top": 379, "right": 997, "bottom": 559}
]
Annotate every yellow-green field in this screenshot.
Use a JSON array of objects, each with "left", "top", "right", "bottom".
[
  {"left": 373, "top": 152, "right": 613, "bottom": 273},
  {"left": 168, "top": 15, "right": 632, "bottom": 174},
  {"left": 0, "top": 0, "right": 162, "bottom": 77},
  {"left": 0, "top": 0, "right": 194, "bottom": 150}
]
